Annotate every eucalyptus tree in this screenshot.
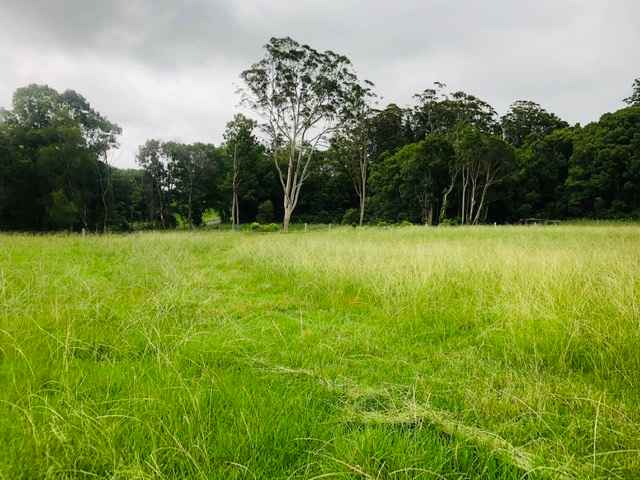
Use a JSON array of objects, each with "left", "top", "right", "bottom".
[
  {"left": 60, "top": 89, "right": 121, "bottom": 231},
  {"left": 369, "top": 104, "right": 410, "bottom": 156},
  {"left": 333, "top": 82, "right": 376, "bottom": 225},
  {"left": 369, "top": 136, "right": 455, "bottom": 225},
  {"left": 223, "top": 114, "right": 258, "bottom": 228},
  {"left": 0, "top": 84, "right": 120, "bottom": 231},
  {"left": 454, "top": 125, "right": 516, "bottom": 224},
  {"left": 566, "top": 107, "right": 640, "bottom": 218},
  {"left": 624, "top": 77, "right": 640, "bottom": 106},
  {"left": 501, "top": 100, "right": 568, "bottom": 148},
  {"left": 240, "top": 36, "right": 369, "bottom": 231},
  {"left": 136, "top": 139, "right": 170, "bottom": 227},
  {"left": 164, "top": 142, "right": 208, "bottom": 228},
  {"left": 409, "top": 81, "right": 449, "bottom": 138},
  {"left": 410, "top": 85, "right": 500, "bottom": 138}
]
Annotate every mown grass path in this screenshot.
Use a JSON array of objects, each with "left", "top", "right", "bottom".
[{"left": 1, "top": 227, "right": 639, "bottom": 479}]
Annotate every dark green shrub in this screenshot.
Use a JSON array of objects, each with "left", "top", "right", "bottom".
[
  {"left": 256, "top": 200, "right": 275, "bottom": 223},
  {"left": 341, "top": 208, "right": 359, "bottom": 225},
  {"left": 440, "top": 217, "right": 460, "bottom": 226},
  {"left": 248, "top": 222, "right": 280, "bottom": 233}
]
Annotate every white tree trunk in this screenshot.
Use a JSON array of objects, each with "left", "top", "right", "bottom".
[
  {"left": 231, "top": 143, "right": 240, "bottom": 229},
  {"left": 283, "top": 204, "right": 293, "bottom": 232}
]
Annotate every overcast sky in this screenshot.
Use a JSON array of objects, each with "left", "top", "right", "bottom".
[{"left": 1, "top": 1, "right": 638, "bottom": 168}]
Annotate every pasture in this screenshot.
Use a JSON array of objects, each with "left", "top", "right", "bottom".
[{"left": 1, "top": 226, "right": 639, "bottom": 479}]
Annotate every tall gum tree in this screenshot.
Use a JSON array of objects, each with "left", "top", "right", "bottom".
[
  {"left": 624, "top": 77, "right": 640, "bottom": 106},
  {"left": 223, "top": 114, "right": 258, "bottom": 228},
  {"left": 332, "top": 82, "right": 377, "bottom": 226},
  {"left": 454, "top": 125, "right": 516, "bottom": 224},
  {"left": 240, "top": 37, "right": 369, "bottom": 231}
]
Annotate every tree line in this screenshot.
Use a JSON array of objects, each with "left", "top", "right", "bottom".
[{"left": 1, "top": 37, "right": 639, "bottom": 231}]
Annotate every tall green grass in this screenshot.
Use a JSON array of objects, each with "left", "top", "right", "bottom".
[{"left": 1, "top": 226, "right": 639, "bottom": 478}]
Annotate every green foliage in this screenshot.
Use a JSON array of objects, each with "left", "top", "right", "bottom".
[
  {"left": 3, "top": 72, "right": 640, "bottom": 232},
  {"left": 0, "top": 84, "right": 126, "bottom": 231},
  {"left": 409, "top": 84, "right": 500, "bottom": 139},
  {"left": 509, "top": 128, "right": 576, "bottom": 220},
  {"left": 624, "top": 77, "right": 640, "bottom": 106},
  {"left": 248, "top": 221, "right": 280, "bottom": 232},
  {"left": 221, "top": 114, "right": 272, "bottom": 223},
  {"left": 135, "top": 140, "right": 223, "bottom": 228},
  {"left": 369, "top": 104, "right": 410, "bottom": 156},
  {"left": 370, "top": 131, "right": 514, "bottom": 225},
  {"left": 201, "top": 208, "right": 221, "bottom": 225},
  {"left": 341, "top": 208, "right": 359, "bottom": 225},
  {"left": 256, "top": 200, "right": 274, "bottom": 223},
  {"left": 501, "top": 100, "right": 568, "bottom": 148},
  {"left": 47, "top": 189, "right": 79, "bottom": 229},
  {"left": 264, "top": 223, "right": 280, "bottom": 232},
  {"left": 440, "top": 217, "right": 461, "bottom": 226},
  {"left": 240, "top": 37, "right": 372, "bottom": 229},
  {"left": 566, "top": 107, "right": 640, "bottom": 218},
  {"left": 166, "top": 141, "right": 222, "bottom": 227}
]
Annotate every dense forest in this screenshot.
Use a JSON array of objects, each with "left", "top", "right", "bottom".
[{"left": 1, "top": 38, "right": 639, "bottom": 231}]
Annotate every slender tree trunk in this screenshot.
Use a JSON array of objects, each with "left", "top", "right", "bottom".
[
  {"left": 439, "top": 192, "right": 449, "bottom": 224},
  {"left": 283, "top": 203, "right": 293, "bottom": 232},
  {"left": 275, "top": 134, "right": 318, "bottom": 232},
  {"left": 97, "top": 153, "right": 111, "bottom": 233},
  {"left": 234, "top": 191, "right": 239, "bottom": 226},
  {"left": 358, "top": 160, "right": 366, "bottom": 226},
  {"left": 157, "top": 181, "right": 165, "bottom": 228},
  {"left": 231, "top": 143, "right": 239, "bottom": 229},
  {"left": 101, "top": 186, "right": 108, "bottom": 233},
  {"left": 187, "top": 184, "right": 193, "bottom": 228},
  {"left": 230, "top": 193, "right": 236, "bottom": 228},
  {"left": 439, "top": 171, "right": 457, "bottom": 224},
  {"left": 473, "top": 170, "right": 493, "bottom": 225},
  {"left": 461, "top": 167, "right": 468, "bottom": 225},
  {"left": 359, "top": 146, "right": 367, "bottom": 226},
  {"left": 82, "top": 206, "right": 88, "bottom": 230},
  {"left": 469, "top": 174, "right": 476, "bottom": 224},
  {"left": 187, "top": 162, "right": 194, "bottom": 228}
]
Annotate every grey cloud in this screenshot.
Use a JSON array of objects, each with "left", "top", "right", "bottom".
[
  {"left": 1, "top": 0, "right": 252, "bottom": 70},
  {"left": 1, "top": 0, "right": 639, "bottom": 167}
]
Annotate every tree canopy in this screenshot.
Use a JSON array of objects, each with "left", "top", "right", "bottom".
[{"left": 1, "top": 45, "right": 640, "bottom": 231}]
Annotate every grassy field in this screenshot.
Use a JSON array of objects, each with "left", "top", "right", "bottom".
[{"left": 1, "top": 226, "right": 639, "bottom": 479}]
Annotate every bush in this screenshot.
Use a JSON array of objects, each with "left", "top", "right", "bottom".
[
  {"left": 47, "top": 189, "right": 78, "bottom": 230},
  {"left": 399, "top": 220, "right": 413, "bottom": 227},
  {"left": 248, "top": 222, "right": 280, "bottom": 233},
  {"left": 341, "top": 208, "right": 359, "bottom": 225},
  {"left": 256, "top": 200, "right": 274, "bottom": 223},
  {"left": 440, "top": 217, "right": 460, "bottom": 226}
]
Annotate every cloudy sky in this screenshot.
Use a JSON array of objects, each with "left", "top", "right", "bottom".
[{"left": 1, "top": 1, "right": 638, "bottom": 168}]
